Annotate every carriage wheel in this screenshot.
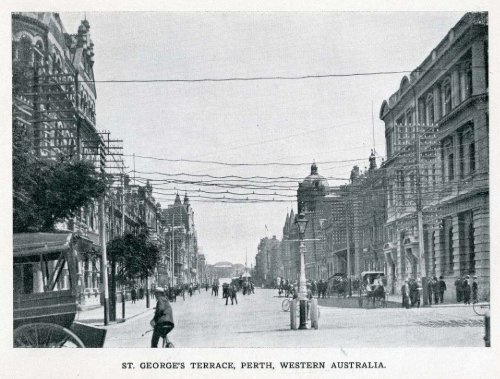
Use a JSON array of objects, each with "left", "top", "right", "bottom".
[{"left": 14, "top": 323, "right": 85, "bottom": 348}]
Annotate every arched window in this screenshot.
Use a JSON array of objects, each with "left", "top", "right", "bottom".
[
  {"left": 426, "top": 93, "right": 435, "bottom": 125},
  {"left": 465, "top": 61, "right": 473, "bottom": 97},
  {"left": 34, "top": 41, "right": 44, "bottom": 68},
  {"left": 443, "top": 78, "right": 452, "bottom": 115},
  {"left": 19, "top": 36, "right": 32, "bottom": 65}
]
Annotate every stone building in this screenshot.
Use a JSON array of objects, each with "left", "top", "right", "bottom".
[
  {"left": 12, "top": 13, "right": 105, "bottom": 308},
  {"left": 297, "top": 162, "right": 331, "bottom": 281},
  {"left": 280, "top": 209, "right": 299, "bottom": 281},
  {"left": 379, "top": 12, "right": 489, "bottom": 299},
  {"left": 254, "top": 236, "right": 282, "bottom": 286},
  {"left": 162, "top": 193, "right": 199, "bottom": 285}
]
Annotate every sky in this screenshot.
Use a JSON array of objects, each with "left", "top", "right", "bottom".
[{"left": 58, "top": 11, "right": 465, "bottom": 266}]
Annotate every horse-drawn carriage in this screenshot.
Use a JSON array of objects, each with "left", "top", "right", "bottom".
[
  {"left": 327, "top": 273, "right": 348, "bottom": 298},
  {"left": 358, "top": 271, "right": 387, "bottom": 308},
  {"left": 13, "top": 232, "right": 106, "bottom": 348}
]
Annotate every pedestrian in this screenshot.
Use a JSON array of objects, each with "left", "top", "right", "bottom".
[
  {"left": 463, "top": 275, "right": 471, "bottom": 305},
  {"left": 432, "top": 276, "right": 440, "bottom": 304},
  {"left": 401, "top": 279, "right": 410, "bottom": 309},
  {"left": 131, "top": 287, "right": 137, "bottom": 304},
  {"left": 472, "top": 276, "right": 478, "bottom": 303},
  {"left": 438, "top": 276, "right": 447, "bottom": 303},
  {"left": 150, "top": 287, "right": 174, "bottom": 348},
  {"left": 454, "top": 276, "right": 462, "bottom": 303},
  {"left": 415, "top": 279, "right": 422, "bottom": 308},
  {"left": 222, "top": 282, "right": 229, "bottom": 300},
  {"left": 426, "top": 279, "right": 433, "bottom": 306},
  {"left": 409, "top": 279, "right": 419, "bottom": 307},
  {"left": 188, "top": 284, "right": 193, "bottom": 297}
]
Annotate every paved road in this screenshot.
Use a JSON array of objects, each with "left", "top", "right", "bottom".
[{"left": 103, "top": 289, "right": 486, "bottom": 348}]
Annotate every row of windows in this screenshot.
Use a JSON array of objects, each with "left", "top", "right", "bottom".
[
  {"left": 387, "top": 47, "right": 484, "bottom": 158},
  {"left": 14, "top": 37, "right": 96, "bottom": 123}
]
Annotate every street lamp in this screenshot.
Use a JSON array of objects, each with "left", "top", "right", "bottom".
[{"left": 295, "top": 212, "right": 309, "bottom": 330}]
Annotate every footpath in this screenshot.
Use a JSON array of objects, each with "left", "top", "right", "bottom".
[
  {"left": 74, "top": 296, "right": 154, "bottom": 327},
  {"left": 318, "top": 293, "right": 471, "bottom": 308}
]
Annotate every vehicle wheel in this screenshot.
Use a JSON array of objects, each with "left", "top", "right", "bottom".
[
  {"left": 282, "top": 298, "right": 290, "bottom": 312},
  {"left": 14, "top": 323, "right": 85, "bottom": 348},
  {"left": 473, "top": 301, "right": 490, "bottom": 316}
]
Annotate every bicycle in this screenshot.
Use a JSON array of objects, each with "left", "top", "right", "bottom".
[
  {"left": 472, "top": 292, "right": 490, "bottom": 316},
  {"left": 473, "top": 301, "right": 490, "bottom": 316},
  {"left": 142, "top": 328, "right": 175, "bottom": 348}
]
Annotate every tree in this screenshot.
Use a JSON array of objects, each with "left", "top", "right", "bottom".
[
  {"left": 12, "top": 128, "right": 106, "bottom": 232},
  {"left": 107, "top": 232, "right": 161, "bottom": 282},
  {"left": 107, "top": 232, "right": 161, "bottom": 320}
]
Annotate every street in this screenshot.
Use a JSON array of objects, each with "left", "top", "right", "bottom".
[{"left": 103, "top": 289, "right": 485, "bottom": 348}]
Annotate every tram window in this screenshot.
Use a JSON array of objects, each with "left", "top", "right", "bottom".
[{"left": 13, "top": 263, "right": 35, "bottom": 294}]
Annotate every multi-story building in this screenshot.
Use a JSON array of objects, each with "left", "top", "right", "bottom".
[
  {"left": 162, "top": 193, "right": 199, "bottom": 285},
  {"left": 254, "top": 236, "right": 282, "bottom": 286},
  {"left": 12, "top": 12, "right": 106, "bottom": 308},
  {"left": 297, "top": 162, "right": 331, "bottom": 281},
  {"left": 281, "top": 209, "right": 299, "bottom": 281},
  {"left": 379, "top": 12, "right": 489, "bottom": 299}
]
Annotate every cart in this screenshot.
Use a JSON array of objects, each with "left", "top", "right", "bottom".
[
  {"left": 13, "top": 232, "right": 106, "bottom": 348},
  {"left": 358, "top": 271, "right": 387, "bottom": 308}
]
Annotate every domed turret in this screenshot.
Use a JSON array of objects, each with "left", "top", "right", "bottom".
[{"left": 301, "top": 161, "right": 329, "bottom": 190}]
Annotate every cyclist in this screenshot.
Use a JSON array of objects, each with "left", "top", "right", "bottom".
[{"left": 150, "top": 287, "right": 174, "bottom": 348}]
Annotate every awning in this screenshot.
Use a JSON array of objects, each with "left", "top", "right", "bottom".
[
  {"left": 13, "top": 232, "right": 73, "bottom": 257},
  {"left": 13, "top": 232, "right": 98, "bottom": 258}
]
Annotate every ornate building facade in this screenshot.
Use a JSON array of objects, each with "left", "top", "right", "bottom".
[{"left": 379, "top": 12, "right": 489, "bottom": 299}]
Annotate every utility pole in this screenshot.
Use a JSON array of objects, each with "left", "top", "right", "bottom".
[
  {"left": 171, "top": 213, "right": 175, "bottom": 287},
  {"left": 345, "top": 190, "right": 352, "bottom": 297},
  {"left": 99, "top": 193, "right": 109, "bottom": 326},
  {"left": 415, "top": 122, "right": 428, "bottom": 305}
]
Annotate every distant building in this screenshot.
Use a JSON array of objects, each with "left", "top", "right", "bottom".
[{"left": 161, "top": 193, "right": 199, "bottom": 285}]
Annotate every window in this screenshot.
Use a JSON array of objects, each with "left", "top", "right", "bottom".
[
  {"left": 426, "top": 93, "right": 434, "bottom": 125},
  {"left": 19, "top": 37, "right": 32, "bottom": 64},
  {"left": 442, "top": 138, "right": 454, "bottom": 181},
  {"left": 34, "top": 41, "right": 44, "bottom": 68},
  {"left": 465, "top": 61, "right": 473, "bottom": 97},
  {"left": 443, "top": 78, "right": 452, "bottom": 114},
  {"left": 484, "top": 41, "right": 488, "bottom": 89},
  {"left": 460, "top": 124, "right": 475, "bottom": 178}
]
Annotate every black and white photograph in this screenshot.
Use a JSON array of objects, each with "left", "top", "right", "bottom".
[{"left": 2, "top": 1, "right": 498, "bottom": 377}]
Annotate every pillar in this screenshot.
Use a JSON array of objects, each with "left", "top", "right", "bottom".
[
  {"left": 451, "top": 69, "right": 460, "bottom": 108},
  {"left": 473, "top": 207, "right": 489, "bottom": 299},
  {"left": 471, "top": 39, "right": 487, "bottom": 96},
  {"left": 433, "top": 227, "right": 445, "bottom": 277},
  {"left": 452, "top": 215, "right": 461, "bottom": 275}
]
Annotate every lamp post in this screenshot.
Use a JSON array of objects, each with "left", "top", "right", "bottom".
[{"left": 295, "top": 212, "right": 309, "bottom": 330}]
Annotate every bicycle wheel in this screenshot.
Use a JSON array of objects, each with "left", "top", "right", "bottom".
[
  {"left": 281, "top": 298, "right": 290, "bottom": 312},
  {"left": 473, "top": 302, "right": 490, "bottom": 316},
  {"left": 162, "top": 337, "right": 175, "bottom": 348}
]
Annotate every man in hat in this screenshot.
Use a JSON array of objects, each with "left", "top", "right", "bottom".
[
  {"left": 438, "top": 276, "right": 447, "bottom": 303},
  {"left": 454, "top": 276, "right": 462, "bottom": 303},
  {"left": 462, "top": 276, "right": 471, "bottom": 305},
  {"left": 150, "top": 287, "right": 174, "bottom": 348},
  {"left": 401, "top": 279, "right": 410, "bottom": 309},
  {"left": 472, "top": 276, "right": 479, "bottom": 303},
  {"left": 432, "top": 276, "right": 440, "bottom": 304}
]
